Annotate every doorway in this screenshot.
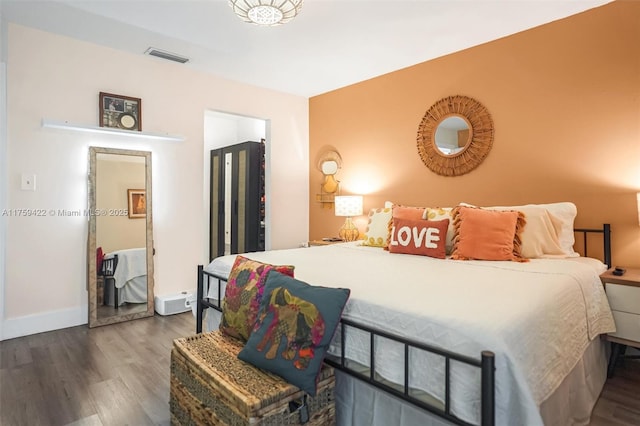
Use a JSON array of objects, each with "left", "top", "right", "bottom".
[{"left": 203, "top": 110, "right": 269, "bottom": 261}]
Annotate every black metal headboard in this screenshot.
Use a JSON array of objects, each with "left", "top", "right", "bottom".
[{"left": 574, "top": 224, "right": 611, "bottom": 268}]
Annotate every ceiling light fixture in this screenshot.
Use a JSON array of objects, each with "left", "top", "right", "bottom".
[{"left": 228, "top": 0, "right": 303, "bottom": 26}]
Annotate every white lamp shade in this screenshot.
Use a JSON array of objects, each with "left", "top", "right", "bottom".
[{"left": 335, "top": 195, "right": 363, "bottom": 217}]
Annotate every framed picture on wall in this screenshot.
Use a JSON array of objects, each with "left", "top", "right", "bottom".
[
  {"left": 99, "top": 92, "right": 142, "bottom": 131},
  {"left": 127, "top": 189, "right": 146, "bottom": 219}
]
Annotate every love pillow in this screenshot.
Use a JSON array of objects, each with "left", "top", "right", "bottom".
[{"left": 388, "top": 218, "right": 449, "bottom": 259}]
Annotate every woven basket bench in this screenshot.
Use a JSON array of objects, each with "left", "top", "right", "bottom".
[{"left": 170, "top": 330, "right": 336, "bottom": 425}]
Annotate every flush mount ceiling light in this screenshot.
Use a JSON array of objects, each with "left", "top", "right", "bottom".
[{"left": 229, "top": 0, "right": 303, "bottom": 26}]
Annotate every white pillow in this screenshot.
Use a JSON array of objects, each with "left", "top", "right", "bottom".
[{"left": 536, "top": 202, "right": 579, "bottom": 257}]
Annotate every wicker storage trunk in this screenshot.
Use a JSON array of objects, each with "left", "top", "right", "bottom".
[{"left": 170, "top": 330, "right": 336, "bottom": 425}]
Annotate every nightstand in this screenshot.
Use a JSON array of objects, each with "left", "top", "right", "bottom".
[
  {"left": 600, "top": 267, "right": 640, "bottom": 377},
  {"left": 308, "top": 239, "right": 343, "bottom": 247}
]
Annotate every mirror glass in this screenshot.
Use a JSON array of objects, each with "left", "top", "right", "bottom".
[
  {"left": 88, "top": 147, "right": 154, "bottom": 328},
  {"left": 321, "top": 160, "right": 338, "bottom": 175},
  {"left": 434, "top": 115, "right": 471, "bottom": 155}
]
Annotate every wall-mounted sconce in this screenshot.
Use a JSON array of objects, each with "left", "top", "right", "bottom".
[
  {"left": 321, "top": 159, "right": 340, "bottom": 193},
  {"left": 316, "top": 150, "right": 342, "bottom": 208},
  {"left": 335, "top": 195, "right": 363, "bottom": 242}
]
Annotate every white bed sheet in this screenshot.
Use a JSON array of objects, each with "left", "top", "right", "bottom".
[{"left": 203, "top": 242, "right": 615, "bottom": 425}]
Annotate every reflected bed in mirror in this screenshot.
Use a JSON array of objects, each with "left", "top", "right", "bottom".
[{"left": 88, "top": 147, "right": 154, "bottom": 328}]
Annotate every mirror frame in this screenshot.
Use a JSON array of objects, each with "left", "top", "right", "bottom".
[
  {"left": 88, "top": 146, "right": 155, "bottom": 328},
  {"left": 417, "top": 95, "right": 494, "bottom": 177}
]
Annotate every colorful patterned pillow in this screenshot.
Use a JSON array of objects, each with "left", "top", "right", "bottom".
[
  {"left": 388, "top": 218, "right": 449, "bottom": 259},
  {"left": 424, "top": 207, "right": 455, "bottom": 254},
  {"left": 361, "top": 207, "right": 392, "bottom": 247},
  {"left": 451, "top": 205, "right": 528, "bottom": 262},
  {"left": 238, "top": 271, "right": 350, "bottom": 396},
  {"left": 220, "top": 256, "right": 294, "bottom": 341}
]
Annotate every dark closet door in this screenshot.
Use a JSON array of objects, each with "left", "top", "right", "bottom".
[{"left": 210, "top": 141, "right": 265, "bottom": 261}]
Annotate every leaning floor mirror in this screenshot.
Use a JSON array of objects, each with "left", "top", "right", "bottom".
[{"left": 88, "top": 147, "right": 155, "bottom": 328}]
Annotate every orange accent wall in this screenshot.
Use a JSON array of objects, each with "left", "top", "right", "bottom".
[{"left": 309, "top": 1, "right": 640, "bottom": 267}]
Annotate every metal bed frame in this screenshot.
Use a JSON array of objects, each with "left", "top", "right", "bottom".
[{"left": 195, "top": 224, "right": 611, "bottom": 426}]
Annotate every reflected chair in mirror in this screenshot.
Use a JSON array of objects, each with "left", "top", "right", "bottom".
[{"left": 99, "top": 254, "right": 119, "bottom": 309}]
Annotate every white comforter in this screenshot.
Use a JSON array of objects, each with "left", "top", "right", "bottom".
[{"left": 204, "top": 242, "right": 615, "bottom": 425}]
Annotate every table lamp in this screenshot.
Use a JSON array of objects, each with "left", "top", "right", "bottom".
[{"left": 334, "top": 195, "right": 363, "bottom": 242}]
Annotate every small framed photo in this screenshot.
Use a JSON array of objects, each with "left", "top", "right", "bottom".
[
  {"left": 99, "top": 92, "right": 142, "bottom": 131},
  {"left": 127, "top": 189, "right": 146, "bottom": 219}
]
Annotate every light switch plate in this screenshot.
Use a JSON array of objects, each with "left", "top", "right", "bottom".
[{"left": 21, "top": 174, "right": 36, "bottom": 191}]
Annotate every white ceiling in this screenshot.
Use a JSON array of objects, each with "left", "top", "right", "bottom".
[{"left": 1, "top": 0, "right": 612, "bottom": 97}]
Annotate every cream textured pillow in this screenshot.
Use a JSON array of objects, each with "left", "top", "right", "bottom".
[
  {"left": 361, "top": 207, "right": 393, "bottom": 247},
  {"left": 536, "top": 202, "right": 579, "bottom": 257}
]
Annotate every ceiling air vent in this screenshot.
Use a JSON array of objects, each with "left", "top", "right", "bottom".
[{"left": 144, "top": 47, "right": 189, "bottom": 64}]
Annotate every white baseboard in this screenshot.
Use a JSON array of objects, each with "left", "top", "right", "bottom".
[{"left": 1, "top": 305, "right": 88, "bottom": 341}]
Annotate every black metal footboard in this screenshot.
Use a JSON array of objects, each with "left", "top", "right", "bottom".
[{"left": 196, "top": 265, "right": 496, "bottom": 426}]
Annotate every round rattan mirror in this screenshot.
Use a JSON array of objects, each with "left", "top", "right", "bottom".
[{"left": 417, "top": 95, "right": 493, "bottom": 177}]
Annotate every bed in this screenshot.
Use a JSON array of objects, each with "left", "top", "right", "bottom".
[
  {"left": 101, "top": 247, "right": 147, "bottom": 308},
  {"left": 195, "top": 211, "right": 614, "bottom": 426}
]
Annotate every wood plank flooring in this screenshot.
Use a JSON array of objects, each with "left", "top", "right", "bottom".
[
  {"left": 0, "top": 312, "right": 194, "bottom": 426},
  {"left": 1, "top": 312, "right": 639, "bottom": 425}
]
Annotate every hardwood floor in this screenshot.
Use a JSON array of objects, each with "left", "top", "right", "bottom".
[
  {"left": 589, "top": 356, "right": 640, "bottom": 426},
  {"left": 1, "top": 313, "right": 639, "bottom": 425},
  {"left": 0, "top": 312, "right": 195, "bottom": 426}
]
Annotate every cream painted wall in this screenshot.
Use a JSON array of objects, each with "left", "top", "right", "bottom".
[
  {"left": 0, "top": 11, "right": 8, "bottom": 340},
  {"left": 2, "top": 23, "right": 309, "bottom": 339}
]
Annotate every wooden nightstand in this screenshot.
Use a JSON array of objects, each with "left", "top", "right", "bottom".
[
  {"left": 308, "top": 239, "right": 344, "bottom": 247},
  {"left": 600, "top": 267, "right": 640, "bottom": 377}
]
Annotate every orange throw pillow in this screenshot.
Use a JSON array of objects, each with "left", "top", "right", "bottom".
[
  {"left": 392, "top": 204, "right": 426, "bottom": 220},
  {"left": 388, "top": 218, "right": 449, "bottom": 259},
  {"left": 451, "top": 206, "right": 528, "bottom": 262}
]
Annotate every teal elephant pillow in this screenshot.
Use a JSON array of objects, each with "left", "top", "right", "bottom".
[
  {"left": 237, "top": 271, "right": 350, "bottom": 396},
  {"left": 220, "top": 256, "right": 294, "bottom": 342}
]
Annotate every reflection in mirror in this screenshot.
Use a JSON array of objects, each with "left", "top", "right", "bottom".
[
  {"left": 321, "top": 160, "right": 339, "bottom": 193},
  {"left": 321, "top": 160, "right": 339, "bottom": 175},
  {"left": 434, "top": 115, "right": 471, "bottom": 155},
  {"left": 88, "top": 147, "right": 154, "bottom": 328}
]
